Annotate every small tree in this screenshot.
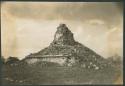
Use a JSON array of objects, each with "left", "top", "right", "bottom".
[{"left": 6, "top": 56, "right": 20, "bottom": 64}]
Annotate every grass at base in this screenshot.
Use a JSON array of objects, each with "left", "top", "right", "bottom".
[{"left": 1, "top": 64, "right": 122, "bottom": 85}]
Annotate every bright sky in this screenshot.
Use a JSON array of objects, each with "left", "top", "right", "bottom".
[{"left": 1, "top": 2, "right": 123, "bottom": 59}]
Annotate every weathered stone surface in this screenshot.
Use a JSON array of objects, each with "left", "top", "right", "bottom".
[{"left": 52, "top": 24, "right": 76, "bottom": 46}]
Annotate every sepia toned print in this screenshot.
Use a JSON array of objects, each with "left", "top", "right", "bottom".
[{"left": 1, "top": 2, "right": 123, "bottom": 85}]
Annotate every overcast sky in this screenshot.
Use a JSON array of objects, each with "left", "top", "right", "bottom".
[{"left": 1, "top": 2, "right": 123, "bottom": 59}]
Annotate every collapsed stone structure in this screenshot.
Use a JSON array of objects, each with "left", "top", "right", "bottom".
[{"left": 24, "top": 24, "right": 108, "bottom": 68}]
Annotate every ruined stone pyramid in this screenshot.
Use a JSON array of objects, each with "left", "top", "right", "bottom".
[{"left": 24, "top": 24, "right": 108, "bottom": 68}]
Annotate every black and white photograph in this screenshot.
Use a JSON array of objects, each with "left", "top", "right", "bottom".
[{"left": 1, "top": 2, "right": 123, "bottom": 85}]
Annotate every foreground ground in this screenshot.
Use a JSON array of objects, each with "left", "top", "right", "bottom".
[{"left": 1, "top": 62, "right": 123, "bottom": 85}]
